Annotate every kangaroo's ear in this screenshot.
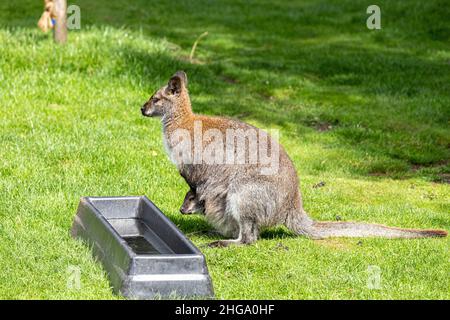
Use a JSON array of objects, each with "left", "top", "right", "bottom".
[
  {"left": 175, "top": 71, "right": 188, "bottom": 87},
  {"left": 167, "top": 71, "right": 188, "bottom": 95}
]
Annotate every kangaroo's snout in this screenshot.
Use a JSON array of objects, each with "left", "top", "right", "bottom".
[
  {"left": 180, "top": 207, "right": 191, "bottom": 215},
  {"left": 180, "top": 189, "right": 203, "bottom": 215},
  {"left": 141, "top": 103, "right": 148, "bottom": 116},
  {"left": 180, "top": 203, "right": 194, "bottom": 215}
]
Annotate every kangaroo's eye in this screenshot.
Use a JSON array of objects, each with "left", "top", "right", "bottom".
[{"left": 152, "top": 97, "right": 159, "bottom": 103}]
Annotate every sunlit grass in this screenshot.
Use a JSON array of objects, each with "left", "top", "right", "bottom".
[{"left": 0, "top": 0, "right": 448, "bottom": 299}]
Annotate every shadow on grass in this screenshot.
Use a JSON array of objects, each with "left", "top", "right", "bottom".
[
  {"left": 89, "top": 0, "right": 449, "bottom": 172},
  {"left": 116, "top": 41, "right": 450, "bottom": 170},
  {"left": 2, "top": 0, "right": 449, "bottom": 174},
  {"left": 167, "top": 212, "right": 297, "bottom": 241},
  {"left": 260, "top": 227, "right": 297, "bottom": 240}
]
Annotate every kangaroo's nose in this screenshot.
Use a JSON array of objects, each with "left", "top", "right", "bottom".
[{"left": 141, "top": 104, "right": 146, "bottom": 114}]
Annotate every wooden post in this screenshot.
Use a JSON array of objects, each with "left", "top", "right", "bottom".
[{"left": 53, "top": 0, "right": 67, "bottom": 43}]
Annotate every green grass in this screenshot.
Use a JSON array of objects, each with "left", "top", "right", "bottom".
[{"left": 0, "top": 0, "right": 449, "bottom": 299}]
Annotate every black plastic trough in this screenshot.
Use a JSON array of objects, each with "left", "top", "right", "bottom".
[{"left": 71, "top": 196, "right": 214, "bottom": 299}]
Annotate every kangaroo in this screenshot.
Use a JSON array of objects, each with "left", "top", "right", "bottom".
[{"left": 141, "top": 71, "right": 448, "bottom": 247}]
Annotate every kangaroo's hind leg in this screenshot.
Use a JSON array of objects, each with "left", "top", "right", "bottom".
[
  {"left": 208, "top": 218, "right": 259, "bottom": 247},
  {"left": 208, "top": 190, "right": 260, "bottom": 247}
]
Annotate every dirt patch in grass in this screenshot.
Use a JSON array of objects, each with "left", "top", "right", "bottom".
[
  {"left": 304, "top": 118, "right": 339, "bottom": 132},
  {"left": 221, "top": 75, "right": 239, "bottom": 84},
  {"left": 313, "top": 181, "right": 326, "bottom": 188},
  {"left": 368, "top": 159, "right": 449, "bottom": 182},
  {"left": 434, "top": 173, "right": 450, "bottom": 184},
  {"left": 410, "top": 159, "right": 449, "bottom": 172},
  {"left": 315, "top": 122, "right": 334, "bottom": 132},
  {"left": 411, "top": 159, "right": 450, "bottom": 184}
]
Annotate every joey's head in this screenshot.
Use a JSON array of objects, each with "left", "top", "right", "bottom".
[
  {"left": 180, "top": 190, "right": 205, "bottom": 215},
  {"left": 141, "top": 71, "right": 191, "bottom": 118}
]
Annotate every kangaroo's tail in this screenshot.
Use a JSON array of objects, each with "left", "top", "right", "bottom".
[
  {"left": 309, "top": 221, "right": 447, "bottom": 239},
  {"left": 286, "top": 211, "right": 448, "bottom": 239}
]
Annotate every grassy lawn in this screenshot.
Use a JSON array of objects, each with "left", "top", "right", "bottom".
[{"left": 0, "top": 0, "right": 449, "bottom": 299}]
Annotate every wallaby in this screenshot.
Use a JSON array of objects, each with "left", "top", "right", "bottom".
[
  {"left": 141, "top": 71, "right": 448, "bottom": 247},
  {"left": 180, "top": 189, "right": 205, "bottom": 215}
]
